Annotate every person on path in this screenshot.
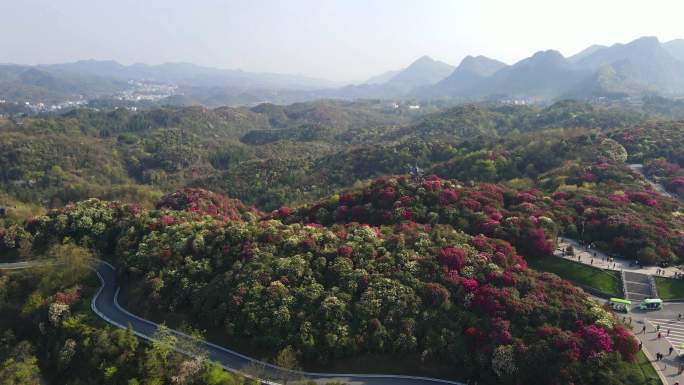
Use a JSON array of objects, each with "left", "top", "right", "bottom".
[
  {"left": 657, "top": 324, "right": 661, "bottom": 332},
  {"left": 670, "top": 346, "right": 674, "bottom": 355},
  {"left": 639, "top": 341, "right": 643, "bottom": 350},
  {"left": 629, "top": 317, "right": 632, "bottom": 325},
  {"left": 642, "top": 325, "right": 647, "bottom": 334},
  {"left": 658, "top": 332, "right": 662, "bottom": 339},
  {"left": 679, "top": 313, "right": 682, "bottom": 321}
]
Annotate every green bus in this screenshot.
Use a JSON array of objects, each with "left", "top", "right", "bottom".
[
  {"left": 608, "top": 298, "right": 631, "bottom": 313},
  {"left": 639, "top": 298, "right": 663, "bottom": 311}
]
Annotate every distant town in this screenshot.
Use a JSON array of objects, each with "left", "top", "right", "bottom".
[{"left": 0, "top": 80, "right": 179, "bottom": 117}]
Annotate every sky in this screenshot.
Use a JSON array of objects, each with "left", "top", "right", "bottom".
[{"left": 1, "top": 0, "right": 684, "bottom": 82}]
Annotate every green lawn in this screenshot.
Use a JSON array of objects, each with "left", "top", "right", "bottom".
[
  {"left": 632, "top": 351, "right": 662, "bottom": 385},
  {"left": 655, "top": 277, "right": 684, "bottom": 300},
  {"left": 528, "top": 257, "right": 622, "bottom": 297}
]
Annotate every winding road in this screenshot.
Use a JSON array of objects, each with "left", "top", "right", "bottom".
[
  {"left": 1, "top": 259, "right": 465, "bottom": 385},
  {"left": 628, "top": 164, "right": 684, "bottom": 204}
]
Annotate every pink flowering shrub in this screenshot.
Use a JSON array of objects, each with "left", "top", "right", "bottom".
[{"left": 438, "top": 246, "right": 466, "bottom": 270}]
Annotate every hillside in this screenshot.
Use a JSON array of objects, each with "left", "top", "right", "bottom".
[
  {"left": 574, "top": 36, "right": 684, "bottom": 93},
  {"left": 0, "top": 64, "right": 128, "bottom": 103},
  {"left": 0, "top": 100, "right": 652, "bottom": 213},
  {"left": 1, "top": 182, "right": 645, "bottom": 385}
]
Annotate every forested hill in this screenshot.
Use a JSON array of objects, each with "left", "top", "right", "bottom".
[
  {"left": 0, "top": 182, "right": 645, "bottom": 385},
  {"left": 0, "top": 100, "right": 648, "bottom": 213}
]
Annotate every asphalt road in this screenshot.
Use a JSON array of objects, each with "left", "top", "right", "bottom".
[
  {"left": 2, "top": 259, "right": 465, "bottom": 385},
  {"left": 628, "top": 164, "right": 684, "bottom": 204}
]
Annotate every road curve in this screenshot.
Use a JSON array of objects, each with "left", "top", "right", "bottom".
[
  {"left": 2, "top": 260, "right": 465, "bottom": 385},
  {"left": 628, "top": 164, "right": 683, "bottom": 204}
]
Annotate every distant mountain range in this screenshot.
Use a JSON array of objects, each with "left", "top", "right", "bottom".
[
  {"left": 0, "top": 60, "right": 343, "bottom": 104},
  {"left": 39, "top": 60, "right": 343, "bottom": 90},
  {"left": 413, "top": 36, "right": 684, "bottom": 102},
  {"left": 2, "top": 36, "right": 684, "bottom": 106}
]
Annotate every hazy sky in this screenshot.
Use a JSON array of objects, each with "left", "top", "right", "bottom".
[{"left": 2, "top": 0, "right": 684, "bottom": 82}]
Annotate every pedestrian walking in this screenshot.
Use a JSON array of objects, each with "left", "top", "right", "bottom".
[
  {"left": 679, "top": 313, "right": 682, "bottom": 321},
  {"left": 670, "top": 346, "right": 674, "bottom": 355},
  {"left": 658, "top": 332, "right": 662, "bottom": 339},
  {"left": 629, "top": 317, "right": 632, "bottom": 325},
  {"left": 642, "top": 325, "right": 647, "bottom": 334},
  {"left": 591, "top": 259, "right": 594, "bottom": 265}
]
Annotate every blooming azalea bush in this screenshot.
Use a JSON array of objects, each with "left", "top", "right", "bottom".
[{"left": 155, "top": 188, "right": 261, "bottom": 221}]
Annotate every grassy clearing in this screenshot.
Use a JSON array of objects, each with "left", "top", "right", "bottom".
[
  {"left": 655, "top": 277, "right": 684, "bottom": 300},
  {"left": 528, "top": 257, "right": 622, "bottom": 297}
]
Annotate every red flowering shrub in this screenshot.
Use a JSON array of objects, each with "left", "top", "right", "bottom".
[
  {"left": 671, "top": 177, "right": 684, "bottom": 196},
  {"left": 160, "top": 215, "right": 176, "bottom": 226},
  {"left": 337, "top": 245, "right": 353, "bottom": 257},
  {"left": 581, "top": 172, "right": 598, "bottom": 182},
  {"left": 438, "top": 246, "right": 466, "bottom": 270},
  {"left": 423, "top": 282, "right": 450, "bottom": 307},
  {"left": 612, "top": 324, "right": 639, "bottom": 362},
  {"left": 574, "top": 324, "right": 613, "bottom": 358},
  {"left": 460, "top": 278, "right": 479, "bottom": 292},
  {"left": 464, "top": 326, "right": 478, "bottom": 337},
  {"left": 53, "top": 287, "right": 81, "bottom": 305},
  {"left": 552, "top": 191, "right": 570, "bottom": 200},
  {"left": 156, "top": 188, "right": 260, "bottom": 221},
  {"left": 439, "top": 189, "right": 458, "bottom": 205},
  {"left": 421, "top": 175, "right": 442, "bottom": 191},
  {"left": 277, "top": 206, "right": 292, "bottom": 219}
]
